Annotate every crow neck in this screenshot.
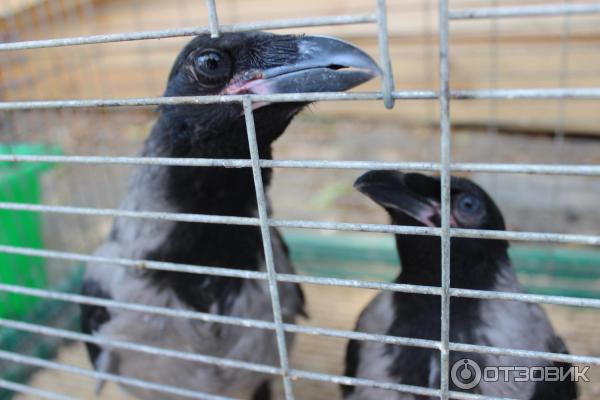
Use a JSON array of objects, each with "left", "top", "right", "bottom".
[
  {"left": 394, "top": 235, "right": 509, "bottom": 290},
  {"left": 138, "top": 110, "right": 276, "bottom": 312},
  {"left": 147, "top": 109, "right": 275, "bottom": 214}
]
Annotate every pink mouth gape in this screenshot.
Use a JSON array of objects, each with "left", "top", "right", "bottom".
[
  {"left": 417, "top": 202, "right": 459, "bottom": 228},
  {"left": 415, "top": 206, "right": 439, "bottom": 228},
  {"left": 222, "top": 71, "right": 266, "bottom": 95},
  {"left": 221, "top": 72, "right": 272, "bottom": 111}
]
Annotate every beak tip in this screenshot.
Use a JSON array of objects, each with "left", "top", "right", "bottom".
[
  {"left": 354, "top": 170, "right": 388, "bottom": 192},
  {"left": 353, "top": 179, "right": 366, "bottom": 192},
  {"left": 300, "top": 34, "right": 381, "bottom": 79},
  {"left": 369, "top": 62, "right": 384, "bottom": 78}
]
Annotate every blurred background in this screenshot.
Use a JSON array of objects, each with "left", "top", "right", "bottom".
[{"left": 0, "top": 0, "right": 599, "bottom": 399}]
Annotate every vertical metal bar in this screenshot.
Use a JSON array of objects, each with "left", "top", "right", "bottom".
[
  {"left": 376, "top": 0, "right": 395, "bottom": 108},
  {"left": 242, "top": 97, "right": 294, "bottom": 400},
  {"left": 205, "top": 0, "right": 221, "bottom": 38},
  {"left": 438, "top": 0, "right": 451, "bottom": 399}
]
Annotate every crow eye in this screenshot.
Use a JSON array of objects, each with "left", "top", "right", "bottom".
[
  {"left": 456, "top": 194, "right": 482, "bottom": 214},
  {"left": 194, "top": 50, "right": 232, "bottom": 85}
]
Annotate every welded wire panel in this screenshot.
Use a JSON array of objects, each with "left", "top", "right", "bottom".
[{"left": 0, "top": 0, "right": 599, "bottom": 400}]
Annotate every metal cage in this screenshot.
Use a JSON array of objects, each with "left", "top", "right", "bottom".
[{"left": 0, "top": 0, "right": 600, "bottom": 399}]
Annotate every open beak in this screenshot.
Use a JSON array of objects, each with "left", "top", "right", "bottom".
[
  {"left": 354, "top": 171, "right": 443, "bottom": 228},
  {"left": 224, "top": 35, "right": 381, "bottom": 99}
]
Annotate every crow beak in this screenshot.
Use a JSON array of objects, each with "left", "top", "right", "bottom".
[
  {"left": 354, "top": 171, "right": 443, "bottom": 228},
  {"left": 224, "top": 35, "right": 381, "bottom": 100}
]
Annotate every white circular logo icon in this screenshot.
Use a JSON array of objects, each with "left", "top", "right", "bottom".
[{"left": 451, "top": 358, "right": 482, "bottom": 390}]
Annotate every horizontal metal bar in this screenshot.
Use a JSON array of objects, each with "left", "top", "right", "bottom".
[
  {"left": 2, "top": 154, "right": 600, "bottom": 176},
  {"left": 450, "top": 3, "right": 600, "bottom": 20},
  {"left": 0, "top": 244, "right": 441, "bottom": 296},
  {"left": 448, "top": 228, "right": 600, "bottom": 246},
  {"left": 450, "top": 288, "right": 600, "bottom": 309},
  {"left": 0, "top": 281, "right": 273, "bottom": 328},
  {"left": 2, "top": 244, "right": 599, "bottom": 310},
  {"left": 448, "top": 392, "right": 518, "bottom": 400},
  {"left": 2, "top": 287, "right": 599, "bottom": 392},
  {"left": 0, "top": 350, "right": 234, "bottom": 400},
  {"left": 0, "top": 88, "right": 598, "bottom": 110},
  {"left": 451, "top": 163, "right": 600, "bottom": 176},
  {"left": 0, "top": 282, "right": 439, "bottom": 349},
  {"left": 0, "top": 201, "right": 435, "bottom": 236},
  {"left": 0, "top": 202, "right": 258, "bottom": 226},
  {"left": 276, "top": 274, "right": 441, "bottom": 296},
  {"left": 0, "top": 92, "right": 388, "bottom": 110},
  {"left": 0, "top": 243, "right": 265, "bottom": 280},
  {"left": 0, "top": 343, "right": 444, "bottom": 398},
  {"left": 0, "top": 320, "right": 448, "bottom": 398},
  {"left": 1, "top": 248, "right": 600, "bottom": 348},
  {"left": 0, "top": 379, "right": 73, "bottom": 400},
  {"left": 1, "top": 202, "right": 599, "bottom": 245},
  {"left": 284, "top": 323, "right": 438, "bottom": 349},
  {"left": 450, "top": 342, "right": 600, "bottom": 366},
  {"left": 271, "top": 220, "right": 600, "bottom": 245},
  {"left": 452, "top": 88, "right": 600, "bottom": 100},
  {"left": 2, "top": 278, "right": 591, "bottom": 362},
  {"left": 0, "top": 348, "right": 530, "bottom": 400},
  {"left": 0, "top": 14, "right": 376, "bottom": 51},
  {"left": 288, "top": 369, "right": 441, "bottom": 398},
  {"left": 0, "top": 318, "right": 281, "bottom": 375}
]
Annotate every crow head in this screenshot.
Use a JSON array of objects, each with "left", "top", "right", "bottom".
[
  {"left": 355, "top": 171, "right": 509, "bottom": 285},
  {"left": 161, "top": 32, "right": 380, "bottom": 146},
  {"left": 354, "top": 171, "right": 505, "bottom": 231}
]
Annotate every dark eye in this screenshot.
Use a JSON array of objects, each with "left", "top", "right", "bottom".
[
  {"left": 194, "top": 50, "right": 232, "bottom": 85},
  {"left": 456, "top": 194, "right": 482, "bottom": 214}
]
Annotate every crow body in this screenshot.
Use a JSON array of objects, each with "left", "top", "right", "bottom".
[
  {"left": 80, "top": 32, "right": 379, "bottom": 399},
  {"left": 343, "top": 171, "right": 577, "bottom": 400}
]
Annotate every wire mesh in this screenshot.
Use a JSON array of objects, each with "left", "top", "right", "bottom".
[{"left": 0, "top": 1, "right": 599, "bottom": 400}]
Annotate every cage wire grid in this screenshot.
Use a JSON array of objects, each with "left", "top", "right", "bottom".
[{"left": 0, "top": 1, "right": 599, "bottom": 400}]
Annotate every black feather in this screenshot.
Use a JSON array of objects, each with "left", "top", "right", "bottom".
[
  {"left": 80, "top": 280, "right": 111, "bottom": 367},
  {"left": 251, "top": 380, "right": 271, "bottom": 400},
  {"left": 531, "top": 337, "right": 578, "bottom": 400},
  {"left": 341, "top": 339, "right": 361, "bottom": 397}
]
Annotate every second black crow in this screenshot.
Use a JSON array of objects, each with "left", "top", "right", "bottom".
[
  {"left": 343, "top": 171, "right": 577, "bottom": 400},
  {"left": 81, "top": 32, "right": 379, "bottom": 400}
]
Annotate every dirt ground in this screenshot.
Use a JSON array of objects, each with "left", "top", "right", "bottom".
[{"left": 2, "top": 108, "right": 600, "bottom": 399}]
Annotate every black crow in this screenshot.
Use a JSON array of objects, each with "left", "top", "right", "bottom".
[
  {"left": 343, "top": 171, "right": 577, "bottom": 400},
  {"left": 80, "top": 32, "right": 379, "bottom": 400}
]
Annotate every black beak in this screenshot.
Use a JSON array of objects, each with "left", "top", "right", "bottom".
[
  {"left": 354, "top": 171, "right": 442, "bottom": 227},
  {"left": 225, "top": 35, "right": 380, "bottom": 98}
]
